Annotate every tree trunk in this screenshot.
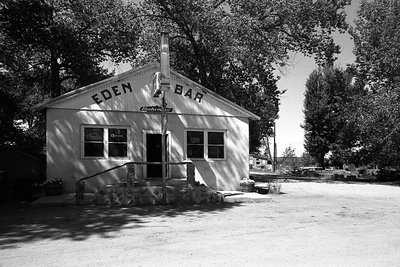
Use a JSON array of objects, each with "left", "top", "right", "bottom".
[
  {"left": 319, "top": 154, "right": 325, "bottom": 168},
  {"left": 264, "top": 136, "right": 273, "bottom": 162},
  {"left": 50, "top": 51, "right": 61, "bottom": 98}
]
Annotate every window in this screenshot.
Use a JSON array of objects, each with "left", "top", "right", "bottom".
[
  {"left": 84, "top": 128, "right": 104, "bottom": 157},
  {"left": 208, "top": 132, "right": 224, "bottom": 159},
  {"left": 108, "top": 128, "right": 127, "bottom": 157},
  {"left": 83, "top": 126, "right": 128, "bottom": 158},
  {"left": 186, "top": 130, "right": 225, "bottom": 160},
  {"left": 187, "top": 131, "right": 204, "bottom": 158}
]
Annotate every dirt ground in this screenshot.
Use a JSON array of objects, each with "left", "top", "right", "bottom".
[{"left": 1, "top": 182, "right": 400, "bottom": 266}]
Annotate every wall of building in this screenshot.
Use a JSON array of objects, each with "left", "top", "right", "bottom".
[{"left": 46, "top": 108, "right": 249, "bottom": 192}]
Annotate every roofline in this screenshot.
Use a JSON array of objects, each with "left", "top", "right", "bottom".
[
  {"left": 170, "top": 69, "right": 260, "bottom": 120},
  {"left": 32, "top": 62, "right": 156, "bottom": 111},
  {"left": 32, "top": 61, "right": 261, "bottom": 120}
]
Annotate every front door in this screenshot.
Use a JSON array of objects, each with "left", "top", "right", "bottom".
[{"left": 146, "top": 134, "right": 168, "bottom": 178}]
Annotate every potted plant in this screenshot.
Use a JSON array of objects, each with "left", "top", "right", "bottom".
[
  {"left": 42, "top": 178, "right": 63, "bottom": 196},
  {"left": 239, "top": 177, "right": 255, "bottom": 192}
]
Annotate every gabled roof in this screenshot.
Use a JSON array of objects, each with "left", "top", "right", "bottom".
[
  {"left": 32, "top": 62, "right": 154, "bottom": 111},
  {"left": 33, "top": 62, "right": 260, "bottom": 120}
]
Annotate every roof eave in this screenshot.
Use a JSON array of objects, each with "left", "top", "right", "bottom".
[
  {"left": 32, "top": 61, "right": 261, "bottom": 120},
  {"left": 170, "top": 69, "right": 261, "bottom": 120},
  {"left": 32, "top": 62, "right": 158, "bottom": 111}
]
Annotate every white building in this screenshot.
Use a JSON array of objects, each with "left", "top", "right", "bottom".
[
  {"left": 34, "top": 62, "right": 260, "bottom": 193},
  {"left": 249, "top": 153, "right": 273, "bottom": 171}
]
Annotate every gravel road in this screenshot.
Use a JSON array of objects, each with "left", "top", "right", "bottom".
[{"left": 1, "top": 182, "right": 400, "bottom": 266}]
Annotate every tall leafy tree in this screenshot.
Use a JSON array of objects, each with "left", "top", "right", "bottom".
[
  {"left": 0, "top": 0, "right": 351, "bottom": 152},
  {"left": 0, "top": 0, "right": 140, "bottom": 149},
  {"left": 350, "top": 0, "right": 400, "bottom": 168},
  {"left": 351, "top": 0, "right": 400, "bottom": 88},
  {"left": 132, "top": 0, "right": 350, "bottom": 151},
  {"left": 355, "top": 90, "right": 400, "bottom": 168},
  {"left": 302, "top": 67, "right": 353, "bottom": 167}
]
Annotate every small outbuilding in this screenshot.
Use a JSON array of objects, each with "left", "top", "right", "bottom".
[
  {"left": 0, "top": 145, "right": 45, "bottom": 198},
  {"left": 34, "top": 62, "right": 260, "bottom": 193},
  {"left": 250, "top": 153, "right": 273, "bottom": 171}
]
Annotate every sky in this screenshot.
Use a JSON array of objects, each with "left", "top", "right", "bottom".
[
  {"left": 108, "top": 0, "right": 362, "bottom": 157},
  {"left": 275, "top": 0, "right": 360, "bottom": 156}
]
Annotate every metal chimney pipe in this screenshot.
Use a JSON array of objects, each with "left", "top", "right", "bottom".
[{"left": 160, "top": 32, "right": 170, "bottom": 92}]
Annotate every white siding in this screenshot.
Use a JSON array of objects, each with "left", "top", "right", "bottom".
[
  {"left": 47, "top": 108, "right": 249, "bottom": 192},
  {"left": 44, "top": 63, "right": 254, "bottom": 192}
]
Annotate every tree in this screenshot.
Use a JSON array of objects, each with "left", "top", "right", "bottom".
[
  {"left": 351, "top": 0, "right": 400, "bottom": 88},
  {"left": 132, "top": 0, "right": 350, "bottom": 151},
  {"left": 0, "top": 88, "right": 20, "bottom": 145},
  {"left": 300, "top": 151, "right": 317, "bottom": 167},
  {"left": 302, "top": 66, "right": 354, "bottom": 167},
  {"left": 0, "top": 0, "right": 351, "bottom": 152},
  {"left": 354, "top": 89, "right": 400, "bottom": 168},
  {"left": 349, "top": 0, "right": 400, "bottom": 169},
  {"left": 280, "top": 145, "right": 299, "bottom": 170},
  {"left": 0, "top": 0, "right": 140, "bottom": 149}
]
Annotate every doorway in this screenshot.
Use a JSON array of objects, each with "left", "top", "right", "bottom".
[{"left": 146, "top": 133, "right": 168, "bottom": 178}]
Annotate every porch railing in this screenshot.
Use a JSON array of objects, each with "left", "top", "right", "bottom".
[{"left": 75, "top": 161, "right": 195, "bottom": 204}]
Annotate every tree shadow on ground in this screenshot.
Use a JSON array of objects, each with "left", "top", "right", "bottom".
[{"left": 0, "top": 202, "right": 240, "bottom": 248}]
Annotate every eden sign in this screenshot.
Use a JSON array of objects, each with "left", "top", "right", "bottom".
[
  {"left": 91, "top": 82, "right": 204, "bottom": 105},
  {"left": 91, "top": 83, "right": 133, "bottom": 105}
]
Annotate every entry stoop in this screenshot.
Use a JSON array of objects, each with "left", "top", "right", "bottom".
[{"left": 222, "top": 191, "right": 272, "bottom": 203}]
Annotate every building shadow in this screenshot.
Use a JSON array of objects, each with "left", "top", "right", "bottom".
[{"left": 0, "top": 202, "right": 241, "bottom": 247}]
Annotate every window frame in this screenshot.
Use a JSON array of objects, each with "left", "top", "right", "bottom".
[
  {"left": 207, "top": 131, "right": 225, "bottom": 159},
  {"left": 81, "top": 125, "right": 129, "bottom": 159},
  {"left": 83, "top": 127, "right": 105, "bottom": 158},
  {"left": 186, "top": 130, "right": 205, "bottom": 159},
  {"left": 185, "top": 129, "right": 227, "bottom": 161}
]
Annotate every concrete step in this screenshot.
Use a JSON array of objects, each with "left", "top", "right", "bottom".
[{"left": 221, "top": 191, "right": 272, "bottom": 203}]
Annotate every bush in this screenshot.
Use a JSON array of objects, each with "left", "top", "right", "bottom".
[
  {"left": 42, "top": 178, "right": 63, "bottom": 196},
  {"left": 377, "top": 169, "right": 400, "bottom": 182},
  {"left": 239, "top": 178, "right": 255, "bottom": 192},
  {"left": 256, "top": 181, "right": 282, "bottom": 194},
  {"left": 302, "top": 170, "right": 320, "bottom": 177},
  {"left": 268, "top": 182, "right": 282, "bottom": 194}
]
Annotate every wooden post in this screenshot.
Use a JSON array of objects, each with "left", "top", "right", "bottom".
[
  {"left": 126, "top": 163, "right": 135, "bottom": 187},
  {"left": 75, "top": 180, "right": 85, "bottom": 205},
  {"left": 187, "top": 163, "right": 195, "bottom": 186},
  {"left": 161, "top": 94, "right": 167, "bottom": 204},
  {"left": 160, "top": 32, "right": 170, "bottom": 205}
]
